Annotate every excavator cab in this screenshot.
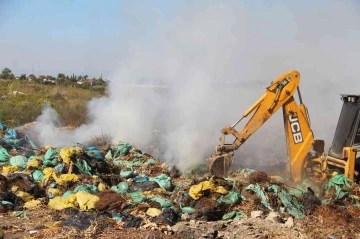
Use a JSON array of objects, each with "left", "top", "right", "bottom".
[{"left": 325, "top": 94, "right": 360, "bottom": 180}]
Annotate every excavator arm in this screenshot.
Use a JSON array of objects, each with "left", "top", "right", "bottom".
[{"left": 207, "top": 70, "right": 316, "bottom": 182}]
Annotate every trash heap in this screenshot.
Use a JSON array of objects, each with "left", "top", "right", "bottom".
[{"left": 0, "top": 122, "right": 359, "bottom": 235}]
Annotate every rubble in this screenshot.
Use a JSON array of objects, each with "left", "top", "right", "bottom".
[{"left": 0, "top": 121, "right": 359, "bottom": 238}]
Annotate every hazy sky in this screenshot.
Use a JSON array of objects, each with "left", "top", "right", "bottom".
[{"left": 0, "top": 0, "right": 177, "bottom": 77}]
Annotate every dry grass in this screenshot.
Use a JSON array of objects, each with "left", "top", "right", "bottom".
[{"left": 0, "top": 80, "right": 106, "bottom": 128}]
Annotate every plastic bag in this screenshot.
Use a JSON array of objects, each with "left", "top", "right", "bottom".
[
  {"left": 48, "top": 194, "right": 78, "bottom": 210},
  {"left": 2, "top": 165, "right": 19, "bottom": 173},
  {"left": 189, "top": 179, "right": 228, "bottom": 200},
  {"left": 146, "top": 208, "right": 162, "bottom": 217},
  {"left": 73, "top": 184, "right": 99, "bottom": 194},
  {"left": 45, "top": 148, "right": 58, "bottom": 161},
  {"left": 59, "top": 147, "right": 81, "bottom": 165},
  {"left": 75, "top": 191, "right": 100, "bottom": 210},
  {"left": 10, "top": 155, "right": 28, "bottom": 169},
  {"left": 149, "top": 174, "right": 173, "bottom": 191},
  {"left": 111, "top": 182, "right": 129, "bottom": 194},
  {"left": 120, "top": 169, "right": 134, "bottom": 178},
  {"left": 150, "top": 196, "right": 173, "bottom": 208},
  {"left": 84, "top": 146, "right": 104, "bottom": 160},
  {"left": 0, "top": 147, "right": 10, "bottom": 163},
  {"left": 325, "top": 174, "right": 352, "bottom": 200},
  {"left": 216, "top": 191, "right": 241, "bottom": 205},
  {"left": 113, "top": 142, "right": 132, "bottom": 157},
  {"left": 16, "top": 191, "right": 34, "bottom": 202},
  {"left": 32, "top": 170, "right": 45, "bottom": 181},
  {"left": 26, "top": 158, "right": 41, "bottom": 169},
  {"left": 222, "top": 210, "right": 247, "bottom": 220},
  {"left": 24, "top": 199, "right": 41, "bottom": 209},
  {"left": 244, "top": 184, "right": 273, "bottom": 211}
]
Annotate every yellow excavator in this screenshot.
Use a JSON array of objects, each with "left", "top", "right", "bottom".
[{"left": 207, "top": 70, "right": 359, "bottom": 183}]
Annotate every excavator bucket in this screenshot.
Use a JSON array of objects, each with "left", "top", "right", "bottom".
[{"left": 207, "top": 153, "right": 233, "bottom": 178}]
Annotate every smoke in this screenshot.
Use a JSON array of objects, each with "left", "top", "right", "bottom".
[{"left": 32, "top": 0, "right": 360, "bottom": 172}]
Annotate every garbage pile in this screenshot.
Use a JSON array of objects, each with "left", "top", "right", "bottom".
[{"left": 0, "top": 122, "right": 359, "bottom": 236}]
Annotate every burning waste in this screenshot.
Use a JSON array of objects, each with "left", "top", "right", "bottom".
[{"left": 0, "top": 121, "right": 359, "bottom": 238}]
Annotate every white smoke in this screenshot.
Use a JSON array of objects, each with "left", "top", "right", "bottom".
[{"left": 32, "top": 0, "right": 360, "bottom": 172}]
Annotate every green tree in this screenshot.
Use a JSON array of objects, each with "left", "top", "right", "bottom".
[
  {"left": 20, "top": 74, "right": 27, "bottom": 80},
  {"left": 57, "top": 73, "right": 65, "bottom": 80},
  {"left": 28, "top": 74, "right": 36, "bottom": 81},
  {"left": 0, "top": 67, "right": 15, "bottom": 79}
]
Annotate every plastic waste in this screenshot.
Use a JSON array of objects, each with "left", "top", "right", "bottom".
[
  {"left": 44, "top": 148, "right": 57, "bottom": 161},
  {"left": 48, "top": 188, "right": 62, "bottom": 199},
  {"left": 74, "top": 159, "right": 92, "bottom": 175},
  {"left": 127, "top": 192, "right": 146, "bottom": 203},
  {"left": 9, "top": 155, "right": 28, "bottom": 169},
  {"left": 244, "top": 184, "right": 273, "bottom": 211},
  {"left": 113, "top": 142, "right": 132, "bottom": 157},
  {"left": 111, "top": 182, "right": 130, "bottom": 194},
  {"left": 62, "top": 212, "right": 96, "bottom": 230},
  {"left": 62, "top": 191, "right": 74, "bottom": 199},
  {"left": 324, "top": 173, "right": 352, "bottom": 200},
  {"left": 222, "top": 210, "right": 247, "bottom": 220},
  {"left": 24, "top": 199, "right": 41, "bottom": 209},
  {"left": 156, "top": 208, "right": 180, "bottom": 226},
  {"left": 2, "top": 165, "right": 19, "bottom": 173},
  {"left": 133, "top": 175, "right": 149, "bottom": 183},
  {"left": 26, "top": 158, "right": 41, "bottom": 169},
  {"left": 189, "top": 179, "right": 228, "bottom": 200},
  {"left": 268, "top": 185, "right": 305, "bottom": 219},
  {"left": 84, "top": 146, "right": 104, "bottom": 160},
  {"left": 216, "top": 191, "right": 241, "bottom": 205},
  {"left": 105, "top": 150, "right": 112, "bottom": 159},
  {"left": 122, "top": 214, "right": 142, "bottom": 228},
  {"left": 146, "top": 207, "right": 162, "bottom": 217},
  {"left": 75, "top": 191, "right": 99, "bottom": 210},
  {"left": 59, "top": 147, "right": 81, "bottom": 165},
  {"left": 149, "top": 174, "right": 173, "bottom": 191},
  {"left": 98, "top": 183, "right": 106, "bottom": 191},
  {"left": 32, "top": 170, "right": 45, "bottom": 181},
  {"left": 16, "top": 191, "right": 34, "bottom": 202},
  {"left": 0, "top": 148, "right": 10, "bottom": 164},
  {"left": 150, "top": 196, "right": 173, "bottom": 208},
  {"left": 73, "top": 184, "right": 99, "bottom": 194},
  {"left": 53, "top": 163, "right": 65, "bottom": 173},
  {"left": 120, "top": 169, "right": 134, "bottom": 178},
  {"left": 144, "top": 158, "right": 157, "bottom": 165}
]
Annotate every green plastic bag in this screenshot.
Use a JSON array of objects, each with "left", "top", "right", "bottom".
[
  {"left": 244, "top": 184, "right": 272, "bottom": 211},
  {"left": 62, "top": 191, "right": 73, "bottom": 199},
  {"left": 0, "top": 148, "right": 10, "bottom": 163},
  {"left": 216, "top": 191, "right": 241, "bottom": 206},
  {"left": 222, "top": 210, "right": 247, "bottom": 220},
  {"left": 325, "top": 174, "right": 352, "bottom": 200},
  {"left": 10, "top": 155, "right": 28, "bottom": 169},
  {"left": 32, "top": 170, "right": 45, "bottom": 181},
  {"left": 113, "top": 142, "right": 132, "bottom": 158},
  {"left": 127, "top": 191, "right": 146, "bottom": 203},
  {"left": 149, "top": 174, "right": 173, "bottom": 191},
  {"left": 150, "top": 196, "right": 173, "bottom": 208},
  {"left": 74, "top": 159, "right": 92, "bottom": 175},
  {"left": 111, "top": 182, "right": 130, "bottom": 194},
  {"left": 105, "top": 150, "right": 112, "bottom": 159},
  {"left": 268, "top": 185, "right": 305, "bottom": 219},
  {"left": 42, "top": 158, "right": 59, "bottom": 167},
  {"left": 45, "top": 148, "right": 58, "bottom": 161},
  {"left": 144, "top": 158, "right": 157, "bottom": 166},
  {"left": 120, "top": 169, "right": 134, "bottom": 178},
  {"left": 181, "top": 207, "right": 195, "bottom": 214},
  {"left": 54, "top": 163, "right": 65, "bottom": 173},
  {"left": 73, "top": 184, "right": 99, "bottom": 194}
]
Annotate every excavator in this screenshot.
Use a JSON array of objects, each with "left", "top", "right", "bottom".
[{"left": 207, "top": 70, "right": 360, "bottom": 183}]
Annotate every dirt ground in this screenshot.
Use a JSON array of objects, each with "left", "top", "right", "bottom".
[{"left": 1, "top": 204, "right": 360, "bottom": 239}]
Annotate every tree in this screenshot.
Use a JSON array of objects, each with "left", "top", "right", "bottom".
[
  {"left": 57, "top": 73, "right": 65, "bottom": 80},
  {"left": 0, "top": 67, "right": 15, "bottom": 80},
  {"left": 28, "top": 74, "right": 36, "bottom": 81},
  {"left": 20, "top": 74, "right": 27, "bottom": 80}
]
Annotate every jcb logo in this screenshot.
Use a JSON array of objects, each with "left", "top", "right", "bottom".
[{"left": 289, "top": 115, "right": 303, "bottom": 144}]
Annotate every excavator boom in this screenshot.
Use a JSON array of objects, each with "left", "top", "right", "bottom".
[{"left": 207, "top": 70, "right": 316, "bottom": 182}]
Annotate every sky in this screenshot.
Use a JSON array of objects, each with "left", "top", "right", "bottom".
[{"left": 0, "top": 0, "right": 177, "bottom": 78}]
